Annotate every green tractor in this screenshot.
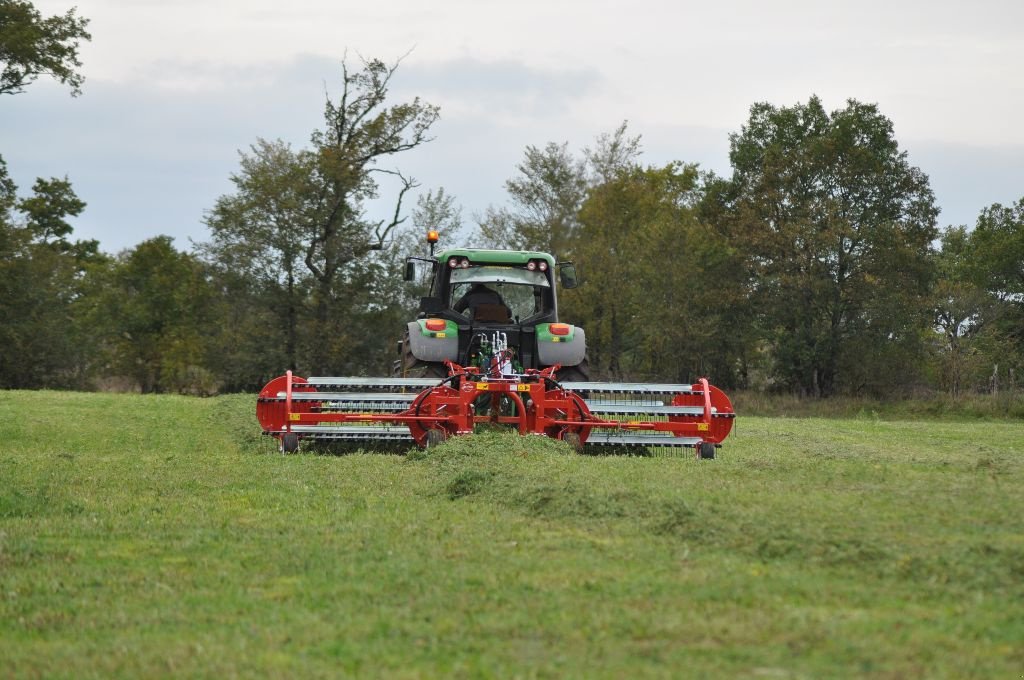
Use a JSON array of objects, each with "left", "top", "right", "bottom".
[
  {"left": 397, "top": 239, "right": 590, "bottom": 382},
  {"left": 256, "top": 232, "right": 736, "bottom": 455}
]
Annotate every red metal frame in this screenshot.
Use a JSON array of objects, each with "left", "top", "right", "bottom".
[{"left": 257, "top": 363, "right": 735, "bottom": 450}]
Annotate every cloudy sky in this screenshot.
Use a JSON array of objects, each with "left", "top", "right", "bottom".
[{"left": 4, "top": 0, "right": 1023, "bottom": 252}]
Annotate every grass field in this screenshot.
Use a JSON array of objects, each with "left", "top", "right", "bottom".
[{"left": 1, "top": 390, "right": 1022, "bottom": 678}]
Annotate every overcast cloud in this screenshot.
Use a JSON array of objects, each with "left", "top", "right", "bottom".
[{"left": 2, "top": 0, "right": 1022, "bottom": 252}]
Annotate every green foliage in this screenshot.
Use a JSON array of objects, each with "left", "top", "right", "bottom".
[
  {"left": 1, "top": 391, "right": 1023, "bottom": 676},
  {"left": 0, "top": 0, "right": 91, "bottom": 96},
  {"left": 202, "top": 139, "right": 313, "bottom": 376},
  {"left": 16, "top": 175, "right": 85, "bottom": 244},
  {"left": 411, "top": 187, "right": 463, "bottom": 239},
  {"left": 0, "top": 166, "right": 100, "bottom": 389},
  {"left": 478, "top": 140, "right": 587, "bottom": 256},
  {"left": 571, "top": 163, "right": 704, "bottom": 378},
  {"left": 2, "top": 77, "right": 1021, "bottom": 401},
  {"left": 971, "top": 198, "right": 1024, "bottom": 297},
  {"left": 930, "top": 203, "right": 1024, "bottom": 396},
  {"left": 202, "top": 56, "right": 439, "bottom": 377},
  {"left": 478, "top": 124, "right": 753, "bottom": 385},
  {"left": 0, "top": 154, "right": 15, "bottom": 214},
  {"left": 574, "top": 163, "right": 751, "bottom": 385},
  {"left": 717, "top": 96, "right": 939, "bottom": 396},
  {"left": 91, "top": 237, "right": 218, "bottom": 393}
]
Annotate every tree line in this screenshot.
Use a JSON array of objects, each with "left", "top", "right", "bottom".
[{"left": 1, "top": 19, "right": 1021, "bottom": 397}]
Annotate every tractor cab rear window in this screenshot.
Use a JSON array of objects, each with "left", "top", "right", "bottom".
[
  {"left": 449, "top": 266, "right": 550, "bottom": 288},
  {"left": 449, "top": 266, "right": 550, "bottom": 321}
]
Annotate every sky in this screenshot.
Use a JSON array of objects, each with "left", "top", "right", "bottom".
[{"left": 3, "top": 0, "right": 1023, "bottom": 253}]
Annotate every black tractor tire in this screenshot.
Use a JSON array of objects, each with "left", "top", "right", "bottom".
[
  {"left": 554, "top": 357, "right": 591, "bottom": 383},
  {"left": 698, "top": 442, "right": 716, "bottom": 460},
  {"left": 562, "top": 431, "right": 583, "bottom": 454},
  {"left": 395, "top": 330, "right": 447, "bottom": 379},
  {"left": 425, "top": 428, "right": 447, "bottom": 449},
  {"left": 281, "top": 432, "right": 300, "bottom": 454}
]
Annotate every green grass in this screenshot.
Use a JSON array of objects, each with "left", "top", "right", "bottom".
[
  {"left": 733, "top": 388, "right": 1024, "bottom": 420},
  {"left": 1, "top": 390, "right": 1022, "bottom": 678}
]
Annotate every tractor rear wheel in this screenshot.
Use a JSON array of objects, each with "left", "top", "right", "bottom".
[
  {"left": 555, "top": 357, "right": 591, "bottom": 383},
  {"left": 425, "top": 428, "right": 447, "bottom": 449},
  {"left": 281, "top": 433, "right": 300, "bottom": 454},
  {"left": 562, "top": 431, "right": 583, "bottom": 454},
  {"left": 396, "top": 331, "right": 447, "bottom": 379}
]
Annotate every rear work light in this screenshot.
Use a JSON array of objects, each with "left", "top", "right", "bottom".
[
  {"left": 538, "top": 261, "right": 548, "bottom": 272},
  {"left": 550, "top": 323, "right": 571, "bottom": 336},
  {"left": 527, "top": 261, "right": 537, "bottom": 271},
  {"left": 448, "top": 257, "right": 458, "bottom": 268},
  {"left": 425, "top": 319, "right": 447, "bottom": 332},
  {"left": 460, "top": 259, "right": 470, "bottom": 268}
]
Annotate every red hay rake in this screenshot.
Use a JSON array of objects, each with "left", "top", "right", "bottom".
[{"left": 257, "top": 363, "right": 735, "bottom": 458}]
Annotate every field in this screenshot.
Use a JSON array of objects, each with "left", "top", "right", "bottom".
[{"left": 1, "top": 390, "right": 1022, "bottom": 678}]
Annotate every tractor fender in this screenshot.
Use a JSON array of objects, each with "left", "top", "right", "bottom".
[
  {"left": 537, "top": 325, "right": 587, "bottom": 368},
  {"left": 406, "top": 321, "right": 459, "bottom": 363}
]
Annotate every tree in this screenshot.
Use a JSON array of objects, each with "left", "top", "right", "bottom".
[
  {"left": 204, "top": 55, "right": 439, "bottom": 375},
  {"left": 477, "top": 122, "right": 640, "bottom": 258},
  {"left": 0, "top": 0, "right": 91, "bottom": 96},
  {"left": 94, "top": 237, "right": 216, "bottom": 394},
  {"left": 302, "top": 57, "right": 437, "bottom": 369},
  {"left": 0, "top": 154, "right": 15, "bottom": 214},
  {"left": 401, "top": 186, "right": 463, "bottom": 291},
  {"left": 412, "top": 187, "right": 462, "bottom": 240},
  {"left": 567, "top": 161, "right": 750, "bottom": 384},
  {"left": 0, "top": 163, "right": 100, "bottom": 388},
  {"left": 478, "top": 141, "right": 586, "bottom": 256},
  {"left": 571, "top": 163, "right": 695, "bottom": 378},
  {"left": 932, "top": 200, "right": 1024, "bottom": 395},
  {"left": 931, "top": 226, "right": 999, "bottom": 396},
  {"left": 720, "top": 96, "right": 938, "bottom": 396},
  {"left": 478, "top": 123, "right": 756, "bottom": 383},
  {"left": 203, "top": 139, "right": 312, "bottom": 372},
  {"left": 970, "top": 198, "right": 1024, "bottom": 299},
  {"left": 16, "top": 175, "right": 86, "bottom": 244},
  {"left": 585, "top": 121, "right": 643, "bottom": 185}
]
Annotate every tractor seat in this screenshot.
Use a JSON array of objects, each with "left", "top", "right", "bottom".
[{"left": 472, "top": 303, "right": 512, "bottom": 323}]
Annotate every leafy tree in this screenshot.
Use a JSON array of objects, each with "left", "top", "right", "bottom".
[
  {"left": 478, "top": 141, "right": 586, "bottom": 256},
  {"left": 203, "top": 139, "right": 311, "bottom": 372},
  {"left": 568, "top": 162, "right": 749, "bottom": 384},
  {"left": 571, "top": 163, "right": 692, "bottom": 378},
  {"left": 404, "top": 186, "right": 463, "bottom": 291},
  {"left": 204, "top": 55, "right": 439, "bottom": 375},
  {"left": 0, "top": 164, "right": 100, "bottom": 388},
  {"left": 720, "top": 96, "right": 938, "bottom": 396},
  {"left": 480, "top": 123, "right": 755, "bottom": 384},
  {"left": 412, "top": 187, "right": 463, "bottom": 239},
  {"left": 585, "top": 121, "right": 643, "bottom": 185},
  {"left": 0, "top": 0, "right": 91, "bottom": 96},
  {"left": 301, "top": 56, "right": 438, "bottom": 371},
  {"left": 933, "top": 200, "right": 1024, "bottom": 395},
  {"left": 94, "top": 237, "right": 216, "bottom": 394},
  {"left": 16, "top": 175, "right": 86, "bottom": 244},
  {"left": 970, "top": 198, "right": 1024, "bottom": 299},
  {"left": 931, "top": 227, "right": 986, "bottom": 395},
  {"left": 477, "top": 122, "right": 640, "bottom": 258},
  {"left": 0, "top": 154, "right": 15, "bottom": 213},
  {"left": 973, "top": 199, "right": 1024, "bottom": 389}
]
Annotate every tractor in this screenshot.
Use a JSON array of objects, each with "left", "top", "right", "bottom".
[
  {"left": 256, "top": 231, "right": 735, "bottom": 456},
  {"left": 396, "top": 239, "right": 589, "bottom": 383}
]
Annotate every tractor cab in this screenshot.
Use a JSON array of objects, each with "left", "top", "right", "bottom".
[{"left": 400, "top": 238, "right": 586, "bottom": 379}]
